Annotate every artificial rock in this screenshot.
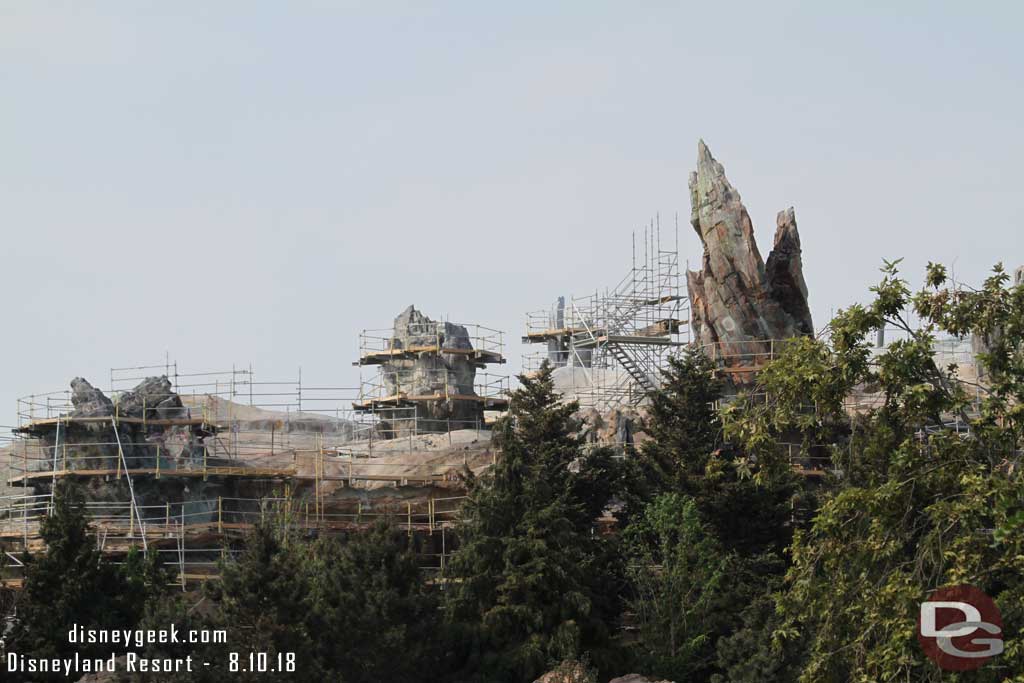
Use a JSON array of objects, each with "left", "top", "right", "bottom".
[{"left": 686, "top": 140, "right": 813, "bottom": 358}]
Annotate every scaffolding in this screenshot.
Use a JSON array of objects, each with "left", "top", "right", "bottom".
[
  {"left": 0, "top": 491, "right": 467, "bottom": 588},
  {"left": 1, "top": 359, "right": 494, "bottom": 589},
  {"left": 523, "top": 218, "right": 690, "bottom": 410},
  {"left": 355, "top": 319, "right": 509, "bottom": 436}
]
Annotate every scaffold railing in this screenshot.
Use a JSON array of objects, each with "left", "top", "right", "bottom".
[
  {"left": 522, "top": 218, "right": 690, "bottom": 410},
  {"left": 0, "top": 493, "right": 470, "bottom": 588},
  {"left": 357, "top": 323, "right": 505, "bottom": 361}
]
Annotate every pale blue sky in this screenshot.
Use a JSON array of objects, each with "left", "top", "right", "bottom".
[{"left": 1, "top": 1, "right": 1021, "bottom": 421}]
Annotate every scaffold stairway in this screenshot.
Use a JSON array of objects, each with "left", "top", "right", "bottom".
[{"left": 607, "top": 341, "right": 656, "bottom": 402}]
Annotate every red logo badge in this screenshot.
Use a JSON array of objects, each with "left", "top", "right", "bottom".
[{"left": 918, "top": 585, "right": 1003, "bottom": 671}]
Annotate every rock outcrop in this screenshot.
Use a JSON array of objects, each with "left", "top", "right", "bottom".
[
  {"left": 380, "top": 305, "right": 483, "bottom": 434},
  {"left": 532, "top": 661, "right": 593, "bottom": 683},
  {"left": 62, "top": 377, "right": 202, "bottom": 470},
  {"left": 686, "top": 141, "right": 813, "bottom": 358},
  {"left": 577, "top": 405, "right": 645, "bottom": 450},
  {"left": 70, "top": 377, "right": 114, "bottom": 417},
  {"left": 116, "top": 375, "right": 185, "bottom": 420}
]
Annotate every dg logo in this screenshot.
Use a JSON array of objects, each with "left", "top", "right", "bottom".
[{"left": 918, "top": 584, "right": 1004, "bottom": 671}]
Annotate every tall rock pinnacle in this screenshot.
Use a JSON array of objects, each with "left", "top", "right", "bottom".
[{"left": 686, "top": 141, "right": 813, "bottom": 356}]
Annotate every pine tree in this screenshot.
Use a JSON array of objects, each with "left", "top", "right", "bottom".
[
  {"left": 205, "top": 518, "right": 324, "bottom": 682},
  {"left": 624, "top": 345, "right": 801, "bottom": 682},
  {"left": 635, "top": 348, "right": 796, "bottom": 557},
  {"left": 443, "top": 362, "right": 620, "bottom": 682},
  {"left": 638, "top": 349, "right": 723, "bottom": 489},
  {"left": 305, "top": 522, "right": 441, "bottom": 683},
  {"left": 5, "top": 480, "right": 159, "bottom": 681}
]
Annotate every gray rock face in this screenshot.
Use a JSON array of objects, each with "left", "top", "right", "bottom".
[
  {"left": 1015, "top": 266, "right": 1023, "bottom": 287},
  {"left": 381, "top": 305, "right": 482, "bottom": 433},
  {"left": 577, "top": 406, "right": 641, "bottom": 449},
  {"left": 687, "top": 141, "right": 813, "bottom": 358},
  {"left": 116, "top": 375, "right": 185, "bottom": 419},
  {"left": 70, "top": 377, "right": 114, "bottom": 417}
]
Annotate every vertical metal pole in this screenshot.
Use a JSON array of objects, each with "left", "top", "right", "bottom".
[{"left": 49, "top": 420, "right": 61, "bottom": 512}]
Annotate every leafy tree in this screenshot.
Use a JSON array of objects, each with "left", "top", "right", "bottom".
[
  {"left": 727, "top": 262, "right": 1024, "bottom": 681},
  {"left": 711, "top": 590, "right": 806, "bottom": 683},
  {"left": 443, "top": 362, "right": 622, "bottom": 682},
  {"left": 623, "top": 493, "right": 732, "bottom": 681}
]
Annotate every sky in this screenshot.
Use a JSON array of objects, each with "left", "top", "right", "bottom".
[{"left": 1, "top": 1, "right": 1021, "bottom": 424}]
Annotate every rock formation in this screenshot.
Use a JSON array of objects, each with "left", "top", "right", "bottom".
[
  {"left": 60, "top": 376, "right": 203, "bottom": 471},
  {"left": 380, "top": 305, "right": 483, "bottom": 433},
  {"left": 70, "top": 377, "right": 114, "bottom": 417},
  {"left": 686, "top": 141, "right": 813, "bottom": 358},
  {"left": 116, "top": 375, "right": 186, "bottom": 420}
]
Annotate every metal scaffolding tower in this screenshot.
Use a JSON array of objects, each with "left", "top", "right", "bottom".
[{"left": 523, "top": 217, "right": 690, "bottom": 410}]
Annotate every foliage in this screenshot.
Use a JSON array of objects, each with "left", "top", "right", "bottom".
[
  {"left": 711, "top": 590, "right": 805, "bottom": 683},
  {"left": 636, "top": 348, "right": 797, "bottom": 558},
  {"left": 623, "top": 493, "right": 732, "bottom": 681},
  {"left": 637, "top": 349, "right": 724, "bottom": 492},
  {"left": 728, "top": 262, "right": 1024, "bottom": 682},
  {"left": 305, "top": 522, "right": 441, "bottom": 683},
  {"left": 443, "top": 362, "right": 622, "bottom": 682},
  {"left": 4, "top": 480, "right": 167, "bottom": 682},
  {"left": 201, "top": 519, "right": 324, "bottom": 681},
  {"left": 138, "top": 516, "right": 442, "bottom": 683}
]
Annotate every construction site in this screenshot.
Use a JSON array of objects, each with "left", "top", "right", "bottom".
[
  {"left": 523, "top": 219, "right": 690, "bottom": 412},
  {"left": 1, "top": 211, "right": 731, "bottom": 591},
  {"left": 0, "top": 306, "right": 509, "bottom": 590},
  {"left": 0, "top": 140, "right": 996, "bottom": 594}
]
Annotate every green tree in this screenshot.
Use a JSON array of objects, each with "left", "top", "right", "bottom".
[
  {"left": 4, "top": 480, "right": 163, "bottom": 682},
  {"left": 151, "top": 517, "right": 445, "bottom": 683},
  {"left": 636, "top": 350, "right": 723, "bottom": 492},
  {"left": 635, "top": 349, "right": 797, "bottom": 558},
  {"left": 443, "top": 362, "right": 621, "bottom": 682},
  {"left": 133, "top": 595, "right": 215, "bottom": 682},
  {"left": 711, "top": 591, "right": 805, "bottom": 683},
  {"left": 201, "top": 518, "right": 324, "bottom": 682},
  {"left": 623, "top": 493, "right": 732, "bottom": 681},
  {"left": 727, "top": 262, "right": 1024, "bottom": 681},
  {"left": 305, "top": 521, "right": 441, "bottom": 683}
]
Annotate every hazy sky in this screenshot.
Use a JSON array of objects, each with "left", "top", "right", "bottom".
[{"left": 1, "top": 2, "right": 1021, "bottom": 424}]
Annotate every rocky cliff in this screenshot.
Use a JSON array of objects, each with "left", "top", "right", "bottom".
[{"left": 686, "top": 141, "right": 813, "bottom": 358}]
